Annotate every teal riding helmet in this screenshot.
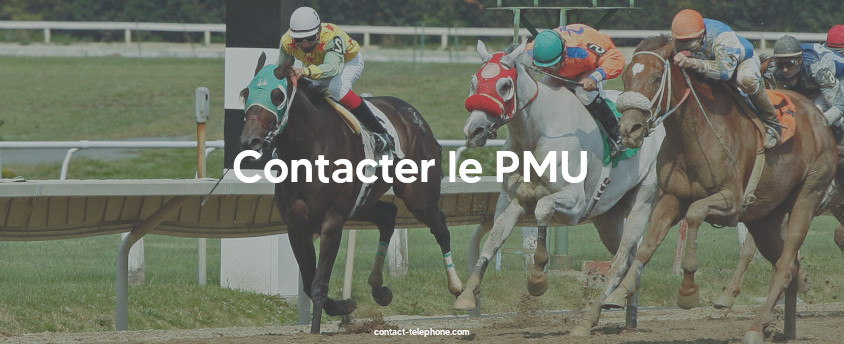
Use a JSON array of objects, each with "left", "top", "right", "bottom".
[{"left": 533, "top": 30, "right": 565, "bottom": 67}]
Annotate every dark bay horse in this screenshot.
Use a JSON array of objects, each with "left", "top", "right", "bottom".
[
  {"left": 604, "top": 36, "right": 836, "bottom": 343},
  {"left": 239, "top": 53, "right": 462, "bottom": 333}
]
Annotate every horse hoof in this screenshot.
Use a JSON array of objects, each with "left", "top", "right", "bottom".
[
  {"left": 448, "top": 281, "right": 464, "bottom": 297},
  {"left": 713, "top": 295, "right": 735, "bottom": 309},
  {"left": 602, "top": 289, "right": 627, "bottom": 309},
  {"left": 325, "top": 299, "right": 357, "bottom": 316},
  {"left": 742, "top": 331, "right": 765, "bottom": 344},
  {"left": 677, "top": 288, "right": 699, "bottom": 310},
  {"left": 371, "top": 286, "right": 393, "bottom": 306},
  {"left": 527, "top": 270, "right": 548, "bottom": 296},
  {"left": 570, "top": 325, "right": 591, "bottom": 336},
  {"left": 453, "top": 291, "right": 477, "bottom": 311}
]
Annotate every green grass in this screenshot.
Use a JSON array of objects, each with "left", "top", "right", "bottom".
[{"left": 0, "top": 56, "right": 841, "bottom": 334}]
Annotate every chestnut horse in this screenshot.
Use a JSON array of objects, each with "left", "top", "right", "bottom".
[
  {"left": 602, "top": 36, "right": 836, "bottom": 343},
  {"left": 713, "top": 57, "right": 844, "bottom": 310},
  {"left": 238, "top": 53, "right": 462, "bottom": 333}
]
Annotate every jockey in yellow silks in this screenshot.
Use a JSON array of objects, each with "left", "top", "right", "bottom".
[{"left": 278, "top": 6, "right": 392, "bottom": 153}]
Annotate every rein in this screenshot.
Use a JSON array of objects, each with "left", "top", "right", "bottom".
[
  {"left": 627, "top": 51, "right": 735, "bottom": 163},
  {"left": 628, "top": 51, "right": 690, "bottom": 134}
]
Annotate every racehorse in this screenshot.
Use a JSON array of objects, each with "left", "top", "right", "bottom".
[
  {"left": 454, "top": 40, "right": 666, "bottom": 331},
  {"left": 712, "top": 57, "right": 844, "bottom": 310},
  {"left": 238, "top": 52, "right": 463, "bottom": 333},
  {"left": 605, "top": 35, "right": 836, "bottom": 343}
]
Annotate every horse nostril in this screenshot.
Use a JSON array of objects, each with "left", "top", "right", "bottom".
[{"left": 470, "top": 127, "right": 484, "bottom": 139}]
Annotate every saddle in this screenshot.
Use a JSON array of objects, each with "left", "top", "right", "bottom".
[{"left": 323, "top": 96, "right": 403, "bottom": 159}]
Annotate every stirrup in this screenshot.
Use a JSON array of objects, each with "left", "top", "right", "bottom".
[
  {"left": 372, "top": 133, "right": 393, "bottom": 154},
  {"left": 609, "top": 138, "right": 627, "bottom": 159},
  {"left": 762, "top": 126, "right": 780, "bottom": 149}
]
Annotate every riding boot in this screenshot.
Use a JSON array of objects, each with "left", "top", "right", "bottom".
[
  {"left": 351, "top": 102, "right": 394, "bottom": 153},
  {"left": 586, "top": 96, "right": 626, "bottom": 159},
  {"left": 747, "top": 87, "right": 781, "bottom": 149}
]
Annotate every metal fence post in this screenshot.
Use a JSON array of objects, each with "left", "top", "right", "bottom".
[{"left": 195, "top": 87, "right": 210, "bottom": 286}]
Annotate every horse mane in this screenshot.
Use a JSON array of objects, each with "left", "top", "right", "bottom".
[
  {"left": 635, "top": 35, "right": 671, "bottom": 53},
  {"left": 295, "top": 78, "right": 329, "bottom": 104}
]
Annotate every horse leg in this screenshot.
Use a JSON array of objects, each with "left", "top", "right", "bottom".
[
  {"left": 354, "top": 201, "right": 398, "bottom": 306},
  {"left": 404, "top": 197, "right": 464, "bottom": 297},
  {"left": 601, "top": 192, "right": 682, "bottom": 314},
  {"left": 714, "top": 228, "right": 756, "bottom": 309},
  {"left": 454, "top": 199, "right": 525, "bottom": 310},
  {"left": 676, "top": 190, "right": 741, "bottom": 310},
  {"left": 835, "top": 224, "right": 844, "bottom": 259},
  {"left": 468, "top": 216, "right": 494, "bottom": 282},
  {"left": 310, "top": 210, "right": 356, "bottom": 333},
  {"left": 572, "top": 182, "right": 653, "bottom": 335},
  {"left": 529, "top": 187, "right": 587, "bottom": 296},
  {"left": 741, "top": 211, "right": 788, "bottom": 343}
]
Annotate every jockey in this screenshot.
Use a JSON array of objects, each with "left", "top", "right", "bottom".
[
  {"left": 670, "top": 9, "right": 781, "bottom": 149},
  {"left": 278, "top": 7, "right": 393, "bottom": 153},
  {"left": 528, "top": 25, "right": 627, "bottom": 158},
  {"left": 764, "top": 35, "right": 844, "bottom": 127},
  {"left": 823, "top": 24, "right": 844, "bottom": 54}
]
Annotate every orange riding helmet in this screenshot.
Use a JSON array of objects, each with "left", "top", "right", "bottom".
[{"left": 671, "top": 9, "right": 705, "bottom": 40}]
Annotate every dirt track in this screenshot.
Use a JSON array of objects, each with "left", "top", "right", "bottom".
[{"left": 5, "top": 303, "right": 843, "bottom": 344}]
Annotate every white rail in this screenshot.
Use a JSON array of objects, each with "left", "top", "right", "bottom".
[
  {"left": 0, "top": 21, "right": 829, "bottom": 49},
  {"left": 0, "top": 139, "right": 504, "bottom": 180}
]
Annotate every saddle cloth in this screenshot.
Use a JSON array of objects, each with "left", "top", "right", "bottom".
[
  {"left": 598, "top": 99, "right": 640, "bottom": 167},
  {"left": 766, "top": 89, "right": 797, "bottom": 144}
]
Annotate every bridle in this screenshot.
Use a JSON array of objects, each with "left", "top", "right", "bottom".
[
  {"left": 617, "top": 50, "right": 690, "bottom": 137},
  {"left": 243, "top": 74, "right": 297, "bottom": 155},
  {"left": 619, "top": 49, "right": 736, "bottom": 162}
]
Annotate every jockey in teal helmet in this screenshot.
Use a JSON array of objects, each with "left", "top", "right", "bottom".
[{"left": 528, "top": 26, "right": 627, "bottom": 158}]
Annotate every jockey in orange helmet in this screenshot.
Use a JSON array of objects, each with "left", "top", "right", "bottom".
[
  {"left": 279, "top": 7, "right": 392, "bottom": 153},
  {"left": 671, "top": 9, "right": 781, "bottom": 149},
  {"left": 527, "top": 24, "right": 627, "bottom": 158}
]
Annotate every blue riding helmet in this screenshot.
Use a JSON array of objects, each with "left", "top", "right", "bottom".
[
  {"left": 533, "top": 30, "right": 565, "bottom": 67},
  {"left": 242, "top": 64, "right": 289, "bottom": 123}
]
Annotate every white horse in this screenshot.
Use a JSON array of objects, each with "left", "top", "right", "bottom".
[{"left": 454, "top": 40, "right": 665, "bottom": 334}]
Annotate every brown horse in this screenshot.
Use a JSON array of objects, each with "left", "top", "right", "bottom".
[
  {"left": 238, "top": 53, "right": 462, "bottom": 333},
  {"left": 601, "top": 36, "right": 836, "bottom": 343},
  {"left": 713, "top": 57, "right": 844, "bottom": 309}
]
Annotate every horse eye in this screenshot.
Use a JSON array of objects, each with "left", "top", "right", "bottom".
[
  {"left": 470, "top": 75, "right": 478, "bottom": 92},
  {"left": 496, "top": 78, "right": 513, "bottom": 100}
]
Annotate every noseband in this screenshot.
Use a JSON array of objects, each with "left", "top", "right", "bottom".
[{"left": 616, "top": 50, "right": 690, "bottom": 136}]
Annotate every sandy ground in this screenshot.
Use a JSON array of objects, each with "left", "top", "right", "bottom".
[{"left": 4, "top": 303, "right": 843, "bottom": 344}]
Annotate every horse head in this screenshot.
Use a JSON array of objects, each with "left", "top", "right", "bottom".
[
  {"left": 617, "top": 36, "right": 678, "bottom": 149},
  {"left": 239, "top": 52, "right": 293, "bottom": 157},
  {"left": 463, "top": 40, "right": 527, "bottom": 148}
]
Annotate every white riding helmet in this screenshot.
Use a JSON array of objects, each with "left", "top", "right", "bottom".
[{"left": 289, "top": 7, "right": 321, "bottom": 38}]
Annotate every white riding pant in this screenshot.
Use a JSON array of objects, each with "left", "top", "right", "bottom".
[
  {"left": 735, "top": 53, "right": 763, "bottom": 94},
  {"left": 308, "top": 53, "right": 364, "bottom": 100}
]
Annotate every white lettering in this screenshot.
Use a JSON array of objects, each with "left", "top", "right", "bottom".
[
  {"left": 233, "top": 150, "right": 262, "bottom": 183},
  {"left": 395, "top": 159, "right": 418, "bottom": 183},
  {"left": 523, "top": 150, "right": 556, "bottom": 182},
  {"left": 332, "top": 159, "right": 353, "bottom": 183},
  {"left": 496, "top": 151, "right": 519, "bottom": 182},
  {"left": 561, "top": 151, "right": 588, "bottom": 183},
  {"left": 459, "top": 159, "right": 482, "bottom": 183}
]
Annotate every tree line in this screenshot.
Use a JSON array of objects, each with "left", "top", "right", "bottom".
[{"left": 1, "top": 0, "right": 839, "bottom": 41}]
